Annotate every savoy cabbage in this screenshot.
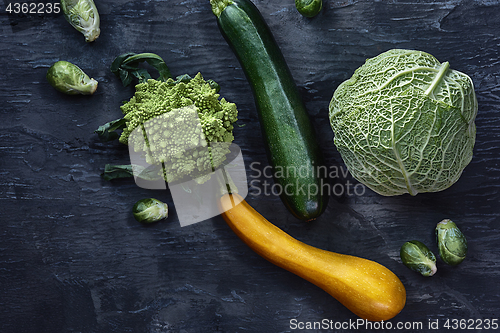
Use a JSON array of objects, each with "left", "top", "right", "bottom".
[{"left": 329, "top": 49, "right": 477, "bottom": 196}]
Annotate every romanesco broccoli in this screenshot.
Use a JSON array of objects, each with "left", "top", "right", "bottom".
[{"left": 121, "top": 72, "right": 238, "bottom": 184}]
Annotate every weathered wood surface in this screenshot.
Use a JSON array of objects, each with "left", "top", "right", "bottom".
[{"left": 1, "top": 0, "right": 500, "bottom": 332}]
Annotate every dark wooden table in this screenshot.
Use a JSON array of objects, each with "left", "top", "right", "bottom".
[{"left": 1, "top": 0, "right": 499, "bottom": 332}]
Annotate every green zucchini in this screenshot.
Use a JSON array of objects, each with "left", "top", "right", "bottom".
[{"left": 211, "top": 0, "right": 328, "bottom": 220}]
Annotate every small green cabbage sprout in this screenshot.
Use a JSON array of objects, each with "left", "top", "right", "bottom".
[
  {"left": 133, "top": 198, "right": 169, "bottom": 223},
  {"left": 400, "top": 240, "right": 437, "bottom": 277},
  {"left": 436, "top": 219, "right": 468, "bottom": 266},
  {"left": 61, "top": 0, "right": 100, "bottom": 42},
  {"left": 295, "top": 0, "right": 323, "bottom": 18},
  {"left": 329, "top": 49, "right": 477, "bottom": 196},
  {"left": 46, "top": 60, "right": 98, "bottom": 95}
]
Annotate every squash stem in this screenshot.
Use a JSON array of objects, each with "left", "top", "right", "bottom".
[{"left": 210, "top": 0, "right": 233, "bottom": 17}]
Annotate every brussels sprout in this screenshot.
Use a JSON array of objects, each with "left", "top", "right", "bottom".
[
  {"left": 436, "top": 219, "right": 468, "bottom": 266},
  {"left": 295, "top": 0, "right": 323, "bottom": 18},
  {"left": 61, "top": 0, "right": 100, "bottom": 42},
  {"left": 400, "top": 240, "right": 437, "bottom": 277},
  {"left": 132, "top": 198, "right": 168, "bottom": 223},
  {"left": 47, "top": 61, "right": 98, "bottom": 95}
]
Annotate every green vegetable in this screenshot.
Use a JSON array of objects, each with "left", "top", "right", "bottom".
[
  {"left": 111, "top": 53, "right": 172, "bottom": 86},
  {"left": 400, "top": 240, "right": 437, "bottom": 277},
  {"left": 106, "top": 57, "right": 238, "bottom": 183},
  {"left": 94, "top": 118, "right": 126, "bottom": 142},
  {"left": 295, "top": 0, "right": 322, "bottom": 18},
  {"left": 132, "top": 198, "right": 169, "bottom": 223},
  {"left": 121, "top": 74, "right": 238, "bottom": 183},
  {"left": 211, "top": 0, "right": 328, "bottom": 221},
  {"left": 329, "top": 49, "right": 478, "bottom": 196},
  {"left": 436, "top": 219, "right": 468, "bottom": 266},
  {"left": 46, "top": 60, "right": 98, "bottom": 95},
  {"left": 101, "top": 164, "right": 163, "bottom": 181},
  {"left": 61, "top": 0, "right": 100, "bottom": 42}
]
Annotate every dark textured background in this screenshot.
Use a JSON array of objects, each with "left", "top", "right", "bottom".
[{"left": 1, "top": 0, "right": 500, "bottom": 332}]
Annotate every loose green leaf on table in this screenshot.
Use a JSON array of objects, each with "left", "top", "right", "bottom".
[
  {"left": 110, "top": 52, "right": 172, "bottom": 86},
  {"left": 94, "top": 118, "right": 126, "bottom": 142},
  {"left": 101, "top": 164, "right": 163, "bottom": 181}
]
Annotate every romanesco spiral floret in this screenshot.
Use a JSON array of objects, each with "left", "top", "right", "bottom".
[{"left": 120, "top": 73, "right": 238, "bottom": 183}]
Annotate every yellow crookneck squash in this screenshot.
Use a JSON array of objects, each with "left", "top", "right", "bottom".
[{"left": 219, "top": 193, "right": 406, "bottom": 321}]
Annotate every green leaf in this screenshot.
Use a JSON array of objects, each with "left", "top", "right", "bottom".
[
  {"left": 101, "top": 164, "right": 163, "bottom": 181},
  {"left": 131, "top": 68, "right": 152, "bottom": 83},
  {"left": 111, "top": 52, "right": 172, "bottom": 86},
  {"left": 167, "top": 74, "right": 221, "bottom": 93},
  {"left": 94, "top": 118, "right": 126, "bottom": 142},
  {"left": 134, "top": 164, "right": 164, "bottom": 181},
  {"left": 172, "top": 74, "right": 192, "bottom": 84},
  {"left": 207, "top": 79, "right": 221, "bottom": 93},
  {"left": 101, "top": 164, "right": 134, "bottom": 180}
]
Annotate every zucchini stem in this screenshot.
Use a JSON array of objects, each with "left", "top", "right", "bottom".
[{"left": 210, "top": 0, "right": 233, "bottom": 17}]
